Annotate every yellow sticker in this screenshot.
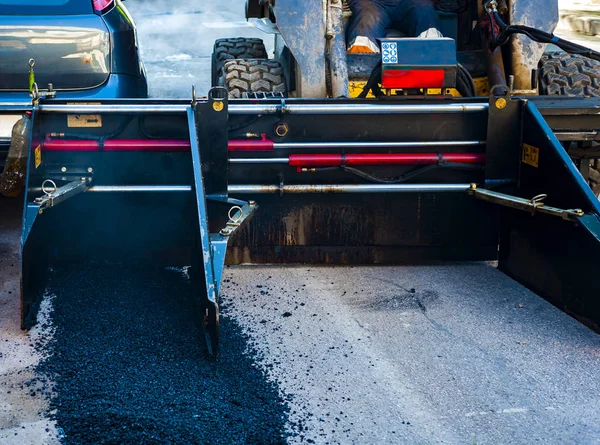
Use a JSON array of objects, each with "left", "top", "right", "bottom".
[
  {"left": 522, "top": 143, "right": 540, "bottom": 168},
  {"left": 67, "top": 114, "right": 102, "bottom": 128},
  {"left": 67, "top": 102, "right": 102, "bottom": 128},
  {"left": 212, "top": 101, "right": 224, "bottom": 112},
  {"left": 495, "top": 97, "right": 507, "bottom": 109},
  {"left": 34, "top": 144, "right": 42, "bottom": 168}
]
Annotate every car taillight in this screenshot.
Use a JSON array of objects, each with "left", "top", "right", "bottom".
[{"left": 93, "top": 0, "right": 114, "bottom": 13}]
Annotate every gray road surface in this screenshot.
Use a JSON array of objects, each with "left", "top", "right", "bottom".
[
  {"left": 130, "top": 0, "right": 272, "bottom": 98},
  {"left": 223, "top": 265, "right": 600, "bottom": 444},
  {"left": 0, "top": 198, "right": 58, "bottom": 444}
]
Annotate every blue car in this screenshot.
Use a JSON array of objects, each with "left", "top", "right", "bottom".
[{"left": 0, "top": 0, "right": 148, "bottom": 166}]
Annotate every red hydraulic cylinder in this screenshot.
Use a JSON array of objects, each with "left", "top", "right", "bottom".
[
  {"left": 42, "top": 137, "right": 274, "bottom": 152},
  {"left": 103, "top": 140, "right": 190, "bottom": 151},
  {"left": 42, "top": 139, "right": 191, "bottom": 152},
  {"left": 288, "top": 153, "right": 485, "bottom": 167}
]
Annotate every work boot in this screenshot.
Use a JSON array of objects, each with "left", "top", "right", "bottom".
[
  {"left": 418, "top": 28, "right": 443, "bottom": 39},
  {"left": 348, "top": 36, "right": 380, "bottom": 54}
]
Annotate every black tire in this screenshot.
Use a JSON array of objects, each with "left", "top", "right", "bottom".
[
  {"left": 222, "top": 59, "right": 287, "bottom": 99},
  {"left": 539, "top": 52, "right": 600, "bottom": 97},
  {"left": 211, "top": 38, "right": 267, "bottom": 87}
]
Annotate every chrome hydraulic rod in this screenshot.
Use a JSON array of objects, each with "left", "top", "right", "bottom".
[
  {"left": 228, "top": 184, "right": 472, "bottom": 193},
  {"left": 38, "top": 104, "right": 189, "bottom": 114},
  {"left": 30, "top": 184, "right": 472, "bottom": 194},
  {"left": 229, "top": 158, "right": 289, "bottom": 164},
  {"left": 229, "top": 153, "right": 486, "bottom": 166},
  {"left": 228, "top": 103, "right": 489, "bottom": 115},
  {"left": 37, "top": 102, "right": 489, "bottom": 115},
  {"left": 87, "top": 185, "right": 192, "bottom": 192},
  {"left": 272, "top": 140, "right": 486, "bottom": 149}
]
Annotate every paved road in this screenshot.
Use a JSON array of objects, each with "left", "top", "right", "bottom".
[
  {"left": 130, "top": 0, "right": 271, "bottom": 98},
  {"left": 224, "top": 265, "right": 600, "bottom": 444},
  {"left": 127, "top": 0, "right": 600, "bottom": 443},
  {"left": 0, "top": 198, "right": 57, "bottom": 445}
]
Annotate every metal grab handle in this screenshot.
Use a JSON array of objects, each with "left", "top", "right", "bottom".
[
  {"left": 227, "top": 206, "right": 244, "bottom": 225},
  {"left": 219, "top": 201, "right": 257, "bottom": 237},
  {"left": 41, "top": 179, "right": 57, "bottom": 196}
]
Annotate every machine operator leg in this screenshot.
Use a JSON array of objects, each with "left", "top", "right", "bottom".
[{"left": 347, "top": 0, "right": 442, "bottom": 53}]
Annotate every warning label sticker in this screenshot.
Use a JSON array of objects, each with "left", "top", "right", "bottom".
[
  {"left": 67, "top": 102, "right": 102, "bottom": 128},
  {"left": 522, "top": 143, "right": 540, "bottom": 168},
  {"left": 67, "top": 114, "right": 102, "bottom": 128},
  {"left": 34, "top": 144, "right": 42, "bottom": 168}
]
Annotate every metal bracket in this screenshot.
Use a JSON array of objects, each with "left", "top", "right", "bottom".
[
  {"left": 468, "top": 184, "right": 585, "bottom": 221},
  {"left": 45, "top": 165, "right": 94, "bottom": 183},
  {"left": 219, "top": 201, "right": 258, "bottom": 236},
  {"left": 34, "top": 179, "right": 89, "bottom": 213}
]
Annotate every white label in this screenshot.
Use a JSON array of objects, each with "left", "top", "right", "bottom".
[{"left": 381, "top": 42, "right": 398, "bottom": 64}]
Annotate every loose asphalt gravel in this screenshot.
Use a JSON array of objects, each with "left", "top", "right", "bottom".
[{"left": 34, "top": 264, "right": 293, "bottom": 445}]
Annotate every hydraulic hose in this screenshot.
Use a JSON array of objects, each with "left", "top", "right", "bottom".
[
  {"left": 456, "top": 63, "right": 477, "bottom": 97},
  {"left": 485, "top": 0, "right": 600, "bottom": 62},
  {"left": 342, "top": 162, "right": 483, "bottom": 184}
]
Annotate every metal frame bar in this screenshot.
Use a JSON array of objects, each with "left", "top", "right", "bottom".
[
  {"left": 187, "top": 106, "right": 218, "bottom": 305},
  {"left": 527, "top": 102, "right": 600, "bottom": 214},
  {"left": 469, "top": 185, "right": 584, "bottom": 221},
  {"left": 33, "top": 179, "right": 89, "bottom": 211}
]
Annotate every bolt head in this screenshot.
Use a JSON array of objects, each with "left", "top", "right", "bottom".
[
  {"left": 61, "top": 167, "right": 67, "bottom": 172},
  {"left": 87, "top": 167, "right": 93, "bottom": 173}
]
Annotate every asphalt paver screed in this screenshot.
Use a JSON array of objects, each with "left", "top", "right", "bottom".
[{"left": 35, "top": 264, "right": 291, "bottom": 445}]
